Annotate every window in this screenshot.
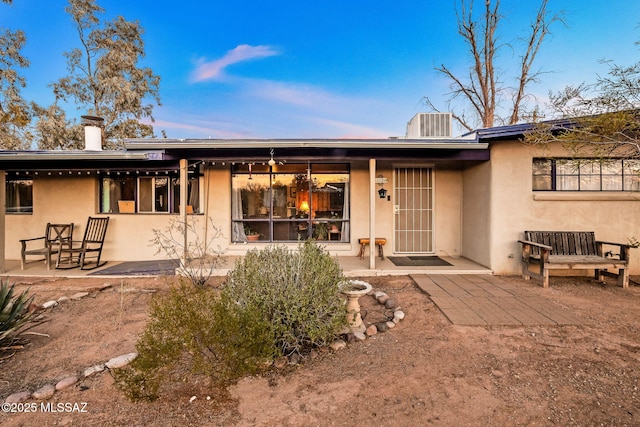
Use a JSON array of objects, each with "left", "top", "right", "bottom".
[
  {"left": 6, "top": 178, "right": 33, "bottom": 214},
  {"left": 231, "top": 163, "right": 350, "bottom": 242},
  {"left": 100, "top": 171, "right": 202, "bottom": 214},
  {"left": 532, "top": 159, "right": 640, "bottom": 191}
]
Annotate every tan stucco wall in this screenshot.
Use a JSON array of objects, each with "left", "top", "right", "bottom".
[
  {"left": 6, "top": 175, "right": 203, "bottom": 263},
  {"left": 488, "top": 141, "right": 640, "bottom": 275},
  {"left": 6, "top": 161, "right": 469, "bottom": 264},
  {"left": 461, "top": 162, "right": 491, "bottom": 267}
]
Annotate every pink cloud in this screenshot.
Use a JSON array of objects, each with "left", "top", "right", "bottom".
[{"left": 191, "top": 44, "right": 280, "bottom": 82}]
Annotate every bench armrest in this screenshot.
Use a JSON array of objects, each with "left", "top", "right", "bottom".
[
  {"left": 518, "top": 239, "right": 552, "bottom": 250},
  {"left": 596, "top": 240, "right": 630, "bottom": 248}
]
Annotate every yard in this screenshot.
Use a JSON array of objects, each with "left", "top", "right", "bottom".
[{"left": 1, "top": 274, "right": 639, "bottom": 426}]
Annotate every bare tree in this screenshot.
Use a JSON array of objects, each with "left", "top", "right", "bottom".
[
  {"left": 35, "top": 0, "right": 161, "bottom": 149},
  {"left": 427, "top": 0, "right": 563, "bottom": 131}
]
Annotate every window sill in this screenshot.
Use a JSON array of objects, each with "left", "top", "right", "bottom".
[{"left": 533, "top": 192, "right": 640, "bottom": 201}]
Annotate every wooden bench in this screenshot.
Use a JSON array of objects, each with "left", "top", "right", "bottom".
[
  {"left": 358, "top": 238, "right": 386, "bottom": 260},
  {"left": 519, "top": 231, "right": 631, "bottom": 288}
]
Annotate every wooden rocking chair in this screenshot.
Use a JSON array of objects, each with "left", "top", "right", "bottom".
[
  {"left": 56, "top": 217, "right": 110, "bottom": 270},
  {"left": 20, "top": 223, "right": 74, "bottom": 270}
]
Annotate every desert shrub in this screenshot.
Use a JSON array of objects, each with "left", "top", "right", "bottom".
[
  {"left": 114, "top": 282, "right": 277, "bottom": 401},
  {"left": 0, "top": 279, "right": 39, "bottom": 351},
  {"left": 225, "top": 240, "right": 348, "bottom": 356},
  {"left": 151, "top": 216, "right": 226, "bottom": 287}
]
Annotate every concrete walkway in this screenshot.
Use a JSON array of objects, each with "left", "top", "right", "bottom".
[{"left": 412, "top": 274, "right": 583, "bottom": 326}]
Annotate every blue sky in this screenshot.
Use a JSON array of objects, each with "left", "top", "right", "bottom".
[{"left": 2, "top": 0, "right": 639, "bottom": 139}]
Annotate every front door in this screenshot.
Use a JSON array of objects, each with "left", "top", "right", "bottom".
[{"left": 394, "top": 167, "right": 434, "bottom": 253}]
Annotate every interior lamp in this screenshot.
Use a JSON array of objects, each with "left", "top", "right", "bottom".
[{"left": 299, "top": 200, "right": 310, "bottom": 212}]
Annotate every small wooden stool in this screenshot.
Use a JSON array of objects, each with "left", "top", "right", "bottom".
[{"left": 358, "top": 238, "right": 386, "bottom": 260}]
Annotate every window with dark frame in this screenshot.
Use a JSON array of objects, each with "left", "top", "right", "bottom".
[
  {"left": 532, "top": 158, "right": 640, "bottom": 191},
  {"left": 231, "top": 163, "right": 350, "bottom": 243},
  {"left": 100, "top": 172, "right": 202, "bottom": 214},
  {"left": 6, "top": 178, "right": 33, "bottom": 214}
]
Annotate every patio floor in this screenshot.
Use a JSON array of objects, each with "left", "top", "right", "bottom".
[
  {"left": 0, "top": 255, "right": 491, "bottom": 278},
  {"left": 412, "top": 274, "right": 584, "bottom": 326}
]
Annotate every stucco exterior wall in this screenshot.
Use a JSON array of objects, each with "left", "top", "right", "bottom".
[
  {"left": 6, "top": 160, "right": 469, "bottom": 264},
  {"left": 461, "top": 162, "right": 492, "bottom": 268},
  {"left": 489, "top": 141, "right": 640, "bottom": 275},
  {"left": 7, "top": 176, "right": 192, "bottom": 263}
]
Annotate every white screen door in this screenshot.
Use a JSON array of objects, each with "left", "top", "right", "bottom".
[{"left": 394, "top": 167, "right": 434, "bottom": 253}]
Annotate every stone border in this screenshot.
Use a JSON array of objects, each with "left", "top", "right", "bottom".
[
  {"left": 330, "top": 287, "right": 405, "bottom": 351},
  {"left": 2, "top": 283, "right": 140, "bottom": 404},
  {"left": 3, "top": 283, "right": 404, "bottom": 402}
]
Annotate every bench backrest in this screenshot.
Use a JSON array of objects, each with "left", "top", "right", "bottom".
[{"left": 524, "top": 231, "right": 598, "bottom": 256}]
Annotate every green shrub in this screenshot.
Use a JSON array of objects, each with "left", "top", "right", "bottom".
[
  {"left": 115, "top": 240, "right": 347, "bottom": 401},
  {"left": 114, "top": 282, "right": 277, "bottom": 401},
  {"left": 225, "top": 240, "right": 348, "bottom": 356},
  {"left": 0, "top": 279, "right": 38, "bottom": 350}
]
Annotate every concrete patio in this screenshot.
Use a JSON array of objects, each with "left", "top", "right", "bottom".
[{"left": 0, "top": 255, "right": 491, "bottom": 279}]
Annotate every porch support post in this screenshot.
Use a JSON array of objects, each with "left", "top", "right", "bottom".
[
  {"left": 0, "top": 170, "right": 5, "bottom": 273},
  {"left": 180, "top": 159, "right": 188, "bottom": 267},
  {"left": 369, "top": 159, "right": 376, "bottom": 270}
]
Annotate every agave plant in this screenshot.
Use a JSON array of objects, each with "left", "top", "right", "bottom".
[{"left": 0, "top": 279, "right": 38, "bottom": 348}]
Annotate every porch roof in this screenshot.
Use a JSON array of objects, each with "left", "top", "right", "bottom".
[{"left": 0, "top": 137, "right": 491, "bottom": 172}]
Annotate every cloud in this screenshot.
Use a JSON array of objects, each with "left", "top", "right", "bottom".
[
  {"left": 143, "top": 118, "right": 249, "bottom": 139},
  {"left": 191, "top": 44, "right": 280, "bottom": 82}
]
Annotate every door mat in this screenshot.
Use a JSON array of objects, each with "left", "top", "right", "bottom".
[
  {"left": 388, "top": 256, "right": 452, "bottom": 267},
  {"left": 89, "top": 260, "right": 178, "bottom": 276}
]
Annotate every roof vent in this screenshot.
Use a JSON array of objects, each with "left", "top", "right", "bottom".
[
  {"left": 81, "top": 115, "right": 104, "bottom": 151},
  {"left": 406, "top": 113, "right": 452, "bottom": 138}
]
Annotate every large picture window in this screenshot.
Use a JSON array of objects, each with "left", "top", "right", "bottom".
[
  {"left": 231, "top": 163, "right": 350, "bottom": 242},
  {"left": 100, "top": 172, "right": 202, "bottom": 214},
  {"left": 6, "top": 178, "right": 33, "bottom": 214},
  {"left": 533, "top": 158, "right": 640, "bottom": 191}
]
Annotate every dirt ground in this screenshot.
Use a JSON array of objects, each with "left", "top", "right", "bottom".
[{"left": 1, "top": 273, "right": 640, "bottom": 426}]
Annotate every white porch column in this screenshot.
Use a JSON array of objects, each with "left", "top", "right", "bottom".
[
  {"left": 180, "top": 159, "right": 188, "bottom": 266},
  {"left": 0, "top": 170, "right": 5, "bottom": 273},
  {"left": 369, "top": 159, "right": 376, "bottom": 270}
]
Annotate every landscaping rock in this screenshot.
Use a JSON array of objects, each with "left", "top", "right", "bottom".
[
  {"left": 384, "top": 298, "right": 397, "bottom": 309},
  {"left": 70, "top": 292, "right": 89, "bottom": 300},
  {"left": 375, "top": 322, "right": 389, "bottom": 332},
  {"left": 4, "top": 391, "right": 30, "bottom": 404},
  {"left": 32, "top": 384, "right": 55, "bottom": 400},
  {"left": 393, "top": 310, "right": 405, "bottom": 323},
  {"left": 83, "top": 364, "right": 105, "bottom": 377},
  {"left": 353, "top": 331, "right": 367, "bottom": 341},
  {"left": 56, "top": 376, "right": 78, "bottom": 391},
  {"left": 377, "top": 294, "right": 390, "bottom": 304},
  {"left": 386, "top": 321, "right": 396, "bottom": 329},
  {"left": 329, "top": 339, "right": 347, "bottom": 351},
  {"left": 42, "top": 300, "right": 58, "bottom": 309},
  {"left": 105, "top": 352, "right": 138, "bottom": 369},
  {"left": 57, "top": 296, "right": 69, "bottom": 303},
  {"left": 365, "top": 324, "right": 378, "bottom": 336}
]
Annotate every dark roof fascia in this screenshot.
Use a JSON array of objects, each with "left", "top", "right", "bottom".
[
  {"left": 124, "top": 138, "right": 487, "bottom": 151},
  {"left": 0, "top": 150, "right": 170, "bottom": 172},
  {"left": 0, "top": 149, "right": 163, "bottom": 161}
]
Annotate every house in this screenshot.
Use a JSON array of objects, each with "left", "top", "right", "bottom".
[{"left": 1, "top": 113, "right": 639, "bottom": 277}]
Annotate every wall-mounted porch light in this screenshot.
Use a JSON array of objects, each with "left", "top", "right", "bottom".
[{"left": 376, "top": 174, "right": 388, "bottom": 199}]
